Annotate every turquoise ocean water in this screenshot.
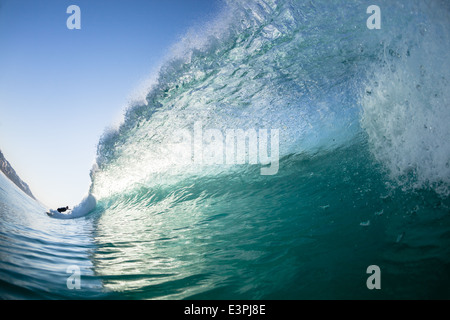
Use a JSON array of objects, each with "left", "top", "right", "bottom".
[{"left": 1, "top": 0, "right": 450, "bottom": 299}]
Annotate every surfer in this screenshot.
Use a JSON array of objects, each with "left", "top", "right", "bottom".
[{"left": 57, "top": 206, "right": 70, "bottom": 213}]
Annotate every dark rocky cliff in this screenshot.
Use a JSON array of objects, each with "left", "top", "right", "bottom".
[{"left": 0, "top": 149, "right": 36, "bottom": 200}]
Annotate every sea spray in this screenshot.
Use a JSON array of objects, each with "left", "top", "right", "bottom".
[{"left": 359, "top": 0, "right": 450, "bottom": 196}]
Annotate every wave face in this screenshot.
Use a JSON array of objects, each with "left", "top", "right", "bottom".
[
  {"left": 91, "top": 0, "right": 450, "bottom": 199},
  {"left": 90, "top": 0, "right": 372, "bottom": 198},
  {"left": 1, "top": 0, "right": 450, "bottom": 299},
  {"left": 84, "top": 0, "right": 450, "bottom": 299}
]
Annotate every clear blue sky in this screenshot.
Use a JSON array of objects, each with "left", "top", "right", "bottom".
[{"left": 0, "top": 0, "right": 221, "bottom": 208}]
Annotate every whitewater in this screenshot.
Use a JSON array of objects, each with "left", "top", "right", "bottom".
[{"left": 1, "top": 0, "right": 450, "bottom": 299}]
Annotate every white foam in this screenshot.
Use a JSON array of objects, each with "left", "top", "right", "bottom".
[
  {"left": 48, "top": 194, "right": 97, "bottom": 219},
  {"left": 360, "top": 3, "right": 450, "bottom": 196}
]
